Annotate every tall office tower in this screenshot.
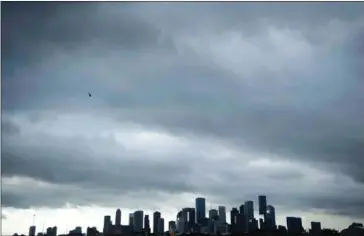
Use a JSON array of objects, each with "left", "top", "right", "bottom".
[
  {"left": 103, "top": 215, "right": 111, "bottom": 234},
  {"left": 28, "top": 226, "right": 36, "bottom": 236},
  {"left": 176, "top": 211, "right": 184, "bottom": 233},
  {"left": 230, "top": 208, "right": 239, "bottom": 225},
  {"left": 158, "top": 218, "right": 165, "bottom": 234},
  {"left": 239, "top": 204, "right": 245, "bottom": 215},
  {"left": 311, "top": 222, "right": 322, "bottom": 236},
  {"left": 129, "top": 213, "right": 134, "bottom": 227},
  {"left": 182, "top": 208, "right": 189, "bottom": 223},
  {"left": 168, "top": 221, "right": 177, "bottom": 232},
  {"left": 218, "top": 206, "right": 226, "bottom": 224},
  {"left": 209, "top": 209, "right": 218, "bottom": 220},
  {"left": 188, "top": 208, "right": 196, "bottom": 224},
  {"left": 286, "top": 217, "right": 303, "bottom": 234},
  {"left": 195, "top": 197, "right": 206, "bottom": 224},
  {"left": 46, "top": 227, "right": 53, "bottom": 236},
  {"left": 258, "top": 195, "right": 267, "bottom": 215},
  {"left": 266, "top": 205, "right": 276, "bottom": 230},
  {"left": 144, "top": 215, "right": 150, "bottom": 230},
  {"left": 153, "top": 211, "right": 161, "bottom": 233},
  {"left": 52, "top": 226, "right": 57, "bottom": 236},
  {"left": 245, "top": 201, "right": 254, "bottom": 220},
  {"left": 115, "top": 209, "right": 121, "bottom": 226},
  {"left": 259, "top": 218, "right": 264, "bottom": 230},
  {"left": 133, "top": 210, "right": 144, "bottom": 232}
]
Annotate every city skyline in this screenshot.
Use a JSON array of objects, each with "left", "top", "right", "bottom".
[
  {"left": 2, "top": 2, "right": 364, "bottom": 236},
  {"left": 12, "top": 195, "right": 330, "bottom": 235}
]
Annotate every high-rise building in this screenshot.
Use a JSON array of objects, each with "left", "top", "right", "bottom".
[
  {"left": 195, "top": 197, "right": 206, "bottom": 224},
  {"left": 153, "top": 211, "right": 161, "bottom": 233},
  {"left": 158, "top": 218, "right": 165, "bottom": 234},
  {"left": 52, "top": 227, "right": 57, "bottom": 236},
  {"left": 129, "top": 213, "right": 134, "bottom": 227},
  {"left": 144, "top": 215, "right": 150, "bottom": 230},
  {"left": 133, "top": 210, "right": 144, "bottom": 232},
  {"left": 258, "top": 195, "right": 267, "bottom": 215},
  {"left": 103, "top": 215, "right": 111, "bottom": 234},
  {"left": 230, "top": 208, "right": 239, "bottom": 225},
  {"left": 168, "top": 221, "right": 177, "bottom": 232},
  {"left": 115, "top": 209, "right": 121, "bottom": 226},
  {"left": 245, "top": 201, "right": 254, "bottom": 220},
  {"left": 28, "top": 226, "right": 36, "bottom": 236},
  {"left": 259, "top": 218, "right": 264, "bottom": 230},
  {"left": 286, "top": 217, "right": 303, "bottom": 234},
  {"left": 239, "top": 204, "right": 245, "bottom": 215},
  {"left": 266, "top": 205, "right": 276, "bottom": 230},
  {"left": 188, "top": 208, "right": 196, "bottom": 224},
  {"left": 218, "top": 206, "right": 226, "bottom": 224},
  {"left": 311, "top": 222, "right": 322, "bottom": 236},
  {"left": 182, "top": 208, "right": 189, "bottom": 223},
  {"left": 209, "top": 209, "right": 218, "bottom": 220},
  {"left": 176, "top": 211, "right": 184, "bottom": 233}
]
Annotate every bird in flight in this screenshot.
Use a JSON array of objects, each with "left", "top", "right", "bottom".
[{"left": 88, "top": 92, "right": 92, "bottom": 97}]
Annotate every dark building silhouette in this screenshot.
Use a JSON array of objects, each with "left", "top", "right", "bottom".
[
  {"left": 258, "top": 195, "right": 267, "bottom": 215},
  {"left": 158, "top": 218, "right": 165, "bottom": 234},
  {"left": 103, "top": 216, "right": 111, "bottom": 234},
  {"left": 195, "top": 197, "right": 206, "bottom": 225},
  {"left": 129, "top": 213, "right": 134, "bottom": 227},
  {"left": 311, "top": 221, "right": 322, "bottom": 235},
  {"left": 168, "top": 221, "right": 177, "bottom": 232},
  {"left": 28, "top": 226, "right": 36, "bottom": 236},
  {"left": 259, "top": 218, "right": 264, "bottom": 231},
  {"left": 218, "top": 206, "right": 226, "bottom": 224},
  {"left": 209, "top": 209, "right": 218, "bottom": 220},
  {"left": 133, "top": 210, "right": 144, "bottom": 232},
  {"left": 115, "top": 209, "right": 121, "bottom": 226},
  {"left": 287, "top": 217, "right": 303, "bottom": 234},
  {"left": 239, "top": 204, "right": 245, "bottom": 215},
  {"left": 230, "top": 208, "right": 239, "bottom": 225},
  {"left": 230, "top": 208, "right": 239, "bottom": 233},
  {"left": 46, "top": 227, "right": 57, "bottom": 236},
  {"left": 237, "top": 213, "right": 246, "bottom": 233},
  {"left": 86, "top": 227, "right": 98, "bottom": 236},
  {"left": 266, "top": 205, "right": 276, "bottom": 231},
  {"left": 144, "top": 214, "right": 150, "bottom": 231},
  {"left": 153, "top": 211, "right": 161, "bottom": 233}
]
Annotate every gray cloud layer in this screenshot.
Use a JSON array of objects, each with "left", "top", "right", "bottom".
[{"left": 2, "top": 2, "right": 364, "bottom": 219}]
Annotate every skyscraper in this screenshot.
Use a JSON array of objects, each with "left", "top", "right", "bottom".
[
  {"left": 153, "top": 211, "right": 161, "bottom": 233},
  {"left": 28, "top": 226, "right": 36, "bottom": 236},
  {"left": 218, "top": 206, "right": 226, "bottom": 224},
  {"left": 266, "top": 205, "right": 276, "bottom": 230},
  {"left": 311, "top": 222, "right": 322, "bottom": 236},
  {"left": 133, "top": 210, "right": 144, "bottom": 232},
  {"left": 129, "top": 213, "right": 134, "bottom": 227},
  {"left": 115, "top": 209, "right": 121, "bottom": 226},
  {"left": 169, "top": 221, "right": 177, "bottom": 232},
  {"left": 286, "top": 217, "right": 303, "bottom": 234},
  {"left": 158, "top": 218, "right": 165, "bottom": 234},
  {"left": 195, "top": 197, "right": 206, "bottom": 225},
  {"left": 258, "top": 196, "right": 267, "bottom": 215},
  {"left": 188, "top": 208, "right": 196, "bottom": 224},
  {"left": 209, "top": 209, "right": 218, "bottom": 220},
  {"left": 103, "top": 215, "right": 111, "bottom": 234},
  {"left": 239, "top": 204, "right": 245, "bottom": 215},
  {"left": 245, "top": 201, "right": 254, "bottom": 220},
  {"left": 230, "top": 208, "right": 239, "bottom": 225},
  {"left": 144, "top": 215, "right": 150, "bottom": 231}
]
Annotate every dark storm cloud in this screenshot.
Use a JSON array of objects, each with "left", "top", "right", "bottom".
[{"left": 2, "top": 2, "right": 364, "bottom": 220}]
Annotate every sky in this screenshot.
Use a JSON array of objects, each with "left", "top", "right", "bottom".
[{"left": 2, "top": 2, "right": 364, "bottom": 235}]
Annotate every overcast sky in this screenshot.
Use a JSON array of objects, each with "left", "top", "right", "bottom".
[{"left": 2, "top": 2, "right": 364, "bottom": 235}]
